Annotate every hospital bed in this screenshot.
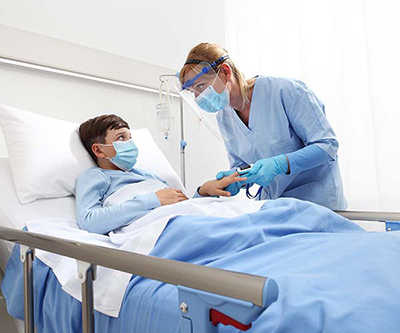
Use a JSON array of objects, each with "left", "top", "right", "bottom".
[
  {"left": 0, "top": 153, "right": 279, "bottom": 333},
  {"left": 1, "top": 153, "right": 400, "bottom": 333}
]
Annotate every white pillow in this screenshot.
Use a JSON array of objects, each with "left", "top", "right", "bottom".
[
  {"left": 0, "top": 104, "right": 184, "bottom": 204},
  {"left": 130, "top": 129, "right": 185, "bottom": 193}
]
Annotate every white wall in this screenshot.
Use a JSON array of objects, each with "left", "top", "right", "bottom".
[
  {"left": 0, "top": 61, "right": 182, "bottom": 169},
  {"left": 0, "top": 1, "right": 229, "bottom": 196},
  {"left": 0, "top": 0, "right": 226, "bottom": 71}
]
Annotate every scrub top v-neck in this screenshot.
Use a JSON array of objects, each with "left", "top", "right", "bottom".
[
  {"left": 230, "top": 82, "right": 258, "bottom": 134},
  {"left": 216, "top": 76, "right": 347, "bottom": 210}
]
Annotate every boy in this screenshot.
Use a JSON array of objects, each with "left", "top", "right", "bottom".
[{"left": 77, "top": 114, "right": 243, "bottom": 234}]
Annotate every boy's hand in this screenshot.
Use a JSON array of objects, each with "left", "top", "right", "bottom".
[
  {"left": 198, "top": 172, "right": 246, "bottom": 197},
  {"left": 156, "top": 188, "right": 188, "bottom": 206}
]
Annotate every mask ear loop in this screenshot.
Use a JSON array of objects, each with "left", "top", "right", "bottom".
[{"left": 97, "top": 142, "right": 114, "bottom": 160}]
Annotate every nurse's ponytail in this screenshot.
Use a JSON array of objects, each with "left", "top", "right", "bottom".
[{"left": 180, "top": 43, "right": 255, "bottom": 109}]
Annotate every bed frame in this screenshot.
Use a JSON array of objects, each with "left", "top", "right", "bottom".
[
  {"left": 0, "top": 225, "right": 279, "bottom": 333},
  {"left": 0, "top": 210, "right": 399, "bottom": 333}
]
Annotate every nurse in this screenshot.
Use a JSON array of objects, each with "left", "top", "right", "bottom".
[{"left": 179, "top": 43, "right": 347, "bottom": 210}]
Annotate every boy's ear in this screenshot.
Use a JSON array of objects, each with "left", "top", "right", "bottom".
[{"left": 92, "top": 143, "right": 106, "bottom": 159}]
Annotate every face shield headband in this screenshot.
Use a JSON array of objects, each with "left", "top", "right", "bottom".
[{"left": 181, "top": 55, "right": 229, "bottom": 91}]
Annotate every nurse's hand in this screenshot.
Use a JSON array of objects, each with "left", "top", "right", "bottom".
[
  {"left": 217, "top": 169, "right": 251, "bottom": 196},
  {"left": 199, "top": 172, "right": 246, "bottom": 197},
  {"left": 243, "top": 155, "right": 289, "bottom": 188},
  {"left": 215, "top": 169, "right": 236, "bottom": 180},
  {"left": 215, "top": 169, "right": 243, "bottom": 196}
]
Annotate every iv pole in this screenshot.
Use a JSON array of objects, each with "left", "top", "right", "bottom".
[{"left": 159, "top": 74, "right": 187, "bottom": 188}]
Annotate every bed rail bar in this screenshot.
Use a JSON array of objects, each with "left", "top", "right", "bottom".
[
  {"left": 0, "top": 226, "right": 278, "bottom": 332},
  {"left": 334, "top": 210, "right": 400, "bottom": 223},
  {"left": 0, "top": 226, "right": 271, "bottom": 307},
  {"left": 20, "top": 245, "right": 35, "bottom": 333}
]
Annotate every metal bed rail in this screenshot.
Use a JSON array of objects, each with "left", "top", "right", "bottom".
[
  {"left": 334, "top": 210, "right": 400, "bottom": 222},
  {"left": 334, "top": 210, "right": 400, "bottom": 231},
  {"left": 0, "top": 226, "right": 276, "bottom": 333}
]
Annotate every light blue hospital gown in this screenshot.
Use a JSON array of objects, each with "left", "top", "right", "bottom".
[
  {"left": 76, "top": 167, "right": 167, "bottom": 234},
  {"left": 217, "top": 76, "right": 347, "bottom": 210}
]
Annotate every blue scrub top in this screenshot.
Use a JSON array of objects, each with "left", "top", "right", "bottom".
[{"left": 217, "top": 76, "right": 347, "bottom": 210}]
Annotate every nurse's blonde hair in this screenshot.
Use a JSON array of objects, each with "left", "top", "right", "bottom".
[{"left": 179, "top": 43, "right": 255, "bottom": 109}]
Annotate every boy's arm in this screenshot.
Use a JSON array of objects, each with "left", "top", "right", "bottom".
[
  {"left": 76, "top": 170, "right": 160, "bottom": 234},
  {"left": 193, "top": 172, "right": 245, "bottom": 198}
]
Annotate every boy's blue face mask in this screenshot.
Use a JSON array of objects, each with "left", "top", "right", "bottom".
[
  {"left": 195, "top": 84, "right": 230, "bottom": 113},
  {"left": 100, "top": 139, "right": 139, "bottom": 171}
]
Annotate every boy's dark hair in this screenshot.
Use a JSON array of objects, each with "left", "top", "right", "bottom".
[{"left": 78, "top": 114, "right": 130, "bottom": 163}]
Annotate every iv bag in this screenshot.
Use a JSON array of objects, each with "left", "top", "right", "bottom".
[
  {"left": 156, "top": 103, "right": 174, "bottom": 138},
  {"left": 157, "top": 79, "right": 174, "bottom": 139}
]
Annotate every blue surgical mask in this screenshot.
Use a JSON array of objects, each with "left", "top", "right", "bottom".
[
  {"left": 101, "top": 139, "right": 139, "bottom": 171},
  {"left": 195, "top": 84, "right": 230, "bottom": 113}
]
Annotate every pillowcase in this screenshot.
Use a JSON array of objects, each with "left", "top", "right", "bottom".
[{"left": 0, "top": 104, "right": 184, "bottom": 204}]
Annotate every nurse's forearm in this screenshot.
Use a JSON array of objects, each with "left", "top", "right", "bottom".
[{"left": 286, "top": 145, "right": 333, "bottom": 174}]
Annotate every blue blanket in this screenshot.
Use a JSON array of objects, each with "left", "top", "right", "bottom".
[{"left": 2, "top": 198, "right": 400, "bottom": 332}]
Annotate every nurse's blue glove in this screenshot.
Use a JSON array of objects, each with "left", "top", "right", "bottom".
[
  {"left": 223, "top": 182, "right": 241, "bottom": 196},
  {"left": 216, "top": 169, "right": 242, "bottom": 197},
  {"left": 215, "top": 169, "right": 236, "bottom": 180},
  {"left": 244, "top": 155, "right": 289, "bottom": 188}
]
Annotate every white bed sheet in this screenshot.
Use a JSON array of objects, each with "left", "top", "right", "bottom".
[{"left": 0, "top": 158, "right": 76, "bottom": 271}]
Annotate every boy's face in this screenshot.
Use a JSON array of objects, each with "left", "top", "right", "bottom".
[{"left": 92, "top": 127, "right": 131, "bottom": 161}]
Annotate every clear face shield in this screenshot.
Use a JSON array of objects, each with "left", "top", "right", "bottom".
[{"left": 179, "top": 61, "right": 238, "bottom": 142}]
